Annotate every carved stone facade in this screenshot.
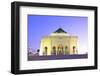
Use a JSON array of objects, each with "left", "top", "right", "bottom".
[{"left": 39, "top": 28, "right": 78, "bottom": 56}]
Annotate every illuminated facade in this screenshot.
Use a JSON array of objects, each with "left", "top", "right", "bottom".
[{"left": 39, "top": 28, "right": 78, "bottom": 56}]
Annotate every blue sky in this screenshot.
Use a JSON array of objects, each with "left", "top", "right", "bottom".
[{"left": 28, "top": 15, "right": 88, "bottom": 53}]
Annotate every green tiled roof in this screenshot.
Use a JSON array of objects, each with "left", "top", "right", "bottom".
[{"left": 53, "top": 28, "right": 67, "bottom": 33}]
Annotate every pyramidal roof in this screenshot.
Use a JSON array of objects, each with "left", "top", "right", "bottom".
[{"left": 53, "top": 28, "right": 67, "bottom": 33}]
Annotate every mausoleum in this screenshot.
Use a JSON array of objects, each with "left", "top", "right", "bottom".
[{"left": 39, "top": 28, "right": 78, "bottom": 56}]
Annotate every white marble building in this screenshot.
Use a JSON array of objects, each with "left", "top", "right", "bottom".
[{"left": 39, "top": 28, "right": 78, "bottom": 56}]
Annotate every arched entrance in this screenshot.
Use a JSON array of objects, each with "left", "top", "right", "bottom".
[
  {"left": 51, "top": 46, "right": 56, "bottom": 55},
  {"left": 65, "top": 46, "right": 69, "bottom": 54},
  {"left": 43, "top": 46, "right": 48, "bottom": 55},
  {"left": 73, "top": 46, "right": 76, "bottom": 54},
  {"left": 57, "top": 44, "right": 64, "bottom": 55}
]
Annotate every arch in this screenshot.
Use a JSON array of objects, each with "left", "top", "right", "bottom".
[
  {"left": 43, "top": 46, "right": 48, "bottom": 55},
  {"left": 57, "top": 44, "right": 64, "bottom": 55},
  {"left": 65, "top": 46, "right": 69, "bottom": 54},
  {"left": 73, "top": 46, "right": 76, "bottom": 54},
  {"left": 52, "top": 46, "right": 56, "bottom": 55}
]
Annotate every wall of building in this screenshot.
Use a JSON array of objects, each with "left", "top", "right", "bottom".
[
  {"left": 39, "top": 37, "right": 52, "bottom": 55},
  {"left": 40, "top": 36, "right": 78, "bottom": 55},
  {"left": 69, "top": 36, "right": 78, "bottom": 54}
]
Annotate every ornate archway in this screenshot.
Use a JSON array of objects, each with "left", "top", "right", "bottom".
[
  {"left": 51, "top": 46, "right": 56, "bottom": 55},
  {"left": 57, "top": 44, "right": 64, "bottom": 55},
  {"left": 43, "top": 46, "right": 48, "bottom": 55},
  {"left": 73, "top": 46, "right": 76, "bottom": 54},
  {"left": 65, "top": 46, "right": 69, "bottom": 54}
]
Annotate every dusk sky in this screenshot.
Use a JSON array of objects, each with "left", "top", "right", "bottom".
[{"left": 28, "top": 15, "right": 88, "bottom": 54}]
